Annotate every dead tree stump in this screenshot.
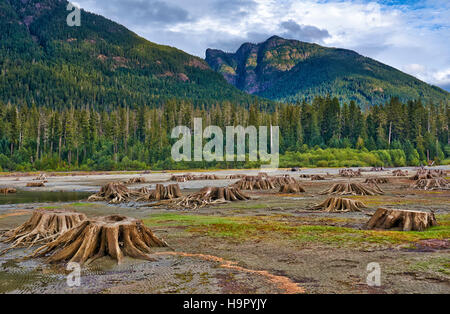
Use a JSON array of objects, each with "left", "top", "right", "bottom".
[
  {"left": 320, "top": 183, "right": 383, "bottom": 196},
  {"left": 125, "top": 177, "right": 146, "bottom": 184},
  {"left": 154, "top": 187, "right": 251, "bottom": 210},
  {"left": 29, "top": 215, "right": 168, "bottom": 264},
  {"left": 88, "top": 182, "right": 136, "bottom": 204},
  {"left": 279, "top": 183, "right": 305, "bottom": 193},
  {"left": 392, "top": 170, "right": 408, "bottom": 176},
  {"left": 365, "top": 177, "right": 389, "bottom": 184},
  {"left": 0, "top": 187, "right": 17, "bottom": 194},
  {"left": 26, "top": 182, "right": 45, "bottom": 187},
  {"left": 138, "top": 184, "right": 182, "bottom": 201},
  {"left": 365, "top": 208, "right": 437, "bottom": 231},
  {"left": 233, "top": 177, "right": 275, "bottom": 190},
  {"left": 411, "top": 178, "right": 450, "bottom": 190},
  {"left": 311, "top": 197, "right": 367, "bottom": 212},
  {"left": 0, "top": 209, "right": 86, "bottom": 255}
]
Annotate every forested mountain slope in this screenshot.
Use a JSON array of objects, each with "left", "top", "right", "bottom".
[
  {"left": 0, "top": 0, "right": 265, "bottom": 108},
  {"left": 206, "top": 36, "right": 449, "bottom": 106}
]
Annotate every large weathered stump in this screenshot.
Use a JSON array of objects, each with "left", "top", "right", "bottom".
[
  {"left": 320, "top": 183, "right": 383, "bottom": 196},
  {"left": 125, "top": 177, "right": 146, "bottom": 184},
  {"left": 30, "top": 215, "right": 168, "bottom": 264},
  {"left": 156, "top": 187, "right": 251, "bottom": 210},
  {"left": 279, "top": 182, "right": 305, "bottom": 193},
  {"left": 411, "top": 178, "right": 449, "bottom": 190},
  {"left": 311, "top": 197, "right": 367, "bottom": 212},
  {"left": 365, "top": 177, "right": 389, "bottom": 184},
  {"left": 0, "top": 209, "right": 86, "bottom": 254},
  {"left": 410, "top": 169, "right": 445, "bottom": 180},
  {"left": 138, "top": 184, "right": 182, "bottom": 201},
  {"left": 233, "top": 177, "right": 275, "bottom": 190},
  {"left": 392, "top": 170, "right": 408, "bottom": 176},
  {"left": 88, "top": 182, "right": 136, "bottom": 204},
  {"left": 339, "top": 169, "right": 362, "bottom": 177},
  {"left": 365, "top": 208, "right": 437, "bottom": 231},
  {"left": 0, "top": 187, "right": 17, "bottom": 194}
]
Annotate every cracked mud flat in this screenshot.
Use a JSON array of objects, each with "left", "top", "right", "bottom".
[{"left": 0, "top": 168, "right": 449, "bottom": 294}]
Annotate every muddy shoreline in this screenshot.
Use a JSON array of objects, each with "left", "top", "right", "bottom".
[{"left": 0, "top": 167, "right": 449, "bottom": 294}]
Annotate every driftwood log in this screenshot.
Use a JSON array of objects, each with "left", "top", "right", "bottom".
[
  {"left": 310, "top": 175, "right": 325, "bottom": 180},
  {"left": 0, "top": 209, "right": 86, "bottom": 255},
  {"left": 29, "top": 215, "right": 168, "bottom": 265},
  {"left": 311, "top": 197, "right": 367, "bottom": 212},
  {"left": 320, "top": 183, "right": 383, "bottom": 196},
  {"left": 0, "top": 187, "right": 17, "bottom": 194},
  {"left": 365, "top": 208, "right": 437, "bottom": 231},
  {"left": 279, "top": 182, "right": 306, "bottom": 193},
  {"left": 137, "top": 184, "right": 182, "bottom": 201},
  {"left": 411, "top": 178, "right": 450, "bottom": 190}
]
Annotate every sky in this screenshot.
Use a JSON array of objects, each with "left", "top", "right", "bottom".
[{"left": 74, "top": 0, "right": 450, "bottom": 91}]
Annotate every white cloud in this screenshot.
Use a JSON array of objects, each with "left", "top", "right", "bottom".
[{"left": 74, "top": 0, "right": 450, "bottom": 91}]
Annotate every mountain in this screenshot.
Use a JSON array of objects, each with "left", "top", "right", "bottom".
[
  {"left": 0, "top": 0, "right": 264, "bottom": 108},
  {"left": 206, "top": 36, "right": 449, "bottom": 106}
]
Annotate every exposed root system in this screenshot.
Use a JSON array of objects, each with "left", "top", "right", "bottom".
[
  {"left": 311, "top": 197, "right": 367, "bottom": 212},
  {"left": 170, "top": 174, "right": 219, "bottom": 182},
  {"left": 392, "top": 170, "right": 408, "bottom": 176},
  {"left": 0, "top": 187, "right": 17, "bottom": 194},
  {"left": 153, "top": 187, "right": 250, "bottom": 210},
  {"left": 233, "top": 177, "right": 275, "bottom": 190},
  {"left": 411, "top": 178, "right": 450, "bottom": 190},
  {"left": 34, "top": 174, "right": 47, "bottom": 181},
  {"left": 320, "top": 183, "right": 383, "bottom": 196},
  {"left": 279, "top": 182, "right": 305, "bottom": 193},
  {"left": 365, "top": 208, "right": 437, "bottom": 231},
  {"left": 410, "top": 169, "right": 446, "bottom": 180},
  {"left": 88, "top": 182, "right": 137, "bottom": 204},
  {"left": 339, "top": 169, "right": 362, "bottom": 177},
  {"left": 125, "top": 177, "right": 146, "bottom": 184},
  {"left": 0, "top": 209, "right": 86, "bottom": 255},
  {"left": 137, "top": 184, "right": 182, "bottom": 201},
  {"left": 364, "top": 177, "right": 389, "bottom": 184},
  {"left": 29, "top": 215, "right": 168, "bottom": 265}
]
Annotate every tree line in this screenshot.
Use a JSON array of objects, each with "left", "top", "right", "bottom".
[{"left": 0, "top": 96, "right": 448, "bottom": 171}]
